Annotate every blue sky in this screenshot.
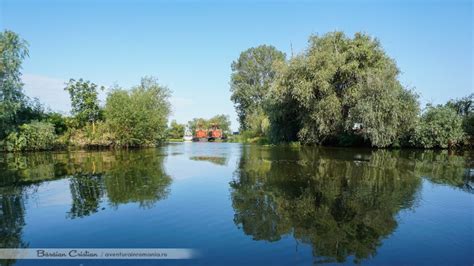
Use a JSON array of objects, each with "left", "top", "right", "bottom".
[{"left": 1, "top": 0, "right": 472, "bottom": 130}]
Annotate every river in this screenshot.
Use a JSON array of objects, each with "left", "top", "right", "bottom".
[{"left": 0, "top": 143, "right": 472, "bottom": 265}]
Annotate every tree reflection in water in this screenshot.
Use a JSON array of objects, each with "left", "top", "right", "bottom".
[
  {"left": 0, "top": 149, "right": 172, "bottom": 263},
  {"left": 230, "top": 146, "right": 471, "bottom": 264},
  {"left": 189, "top": 156, "right": 228, "bottom": 166},
  {"left": 0, "top": 145, "right": 471, "bottom": 265},
  {"left": 0, "top": 149, "right": 172, "bottom": 221},
  {"left": 0, "top": 186, "right": 28, "bottom": 266}
]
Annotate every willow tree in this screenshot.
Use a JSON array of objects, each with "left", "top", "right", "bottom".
[
  {"left": 230, "top": 45, "right": 286, "bottom": 131},
  {"left": 269, "top": 32, "right": 419, "bottom": 147}
]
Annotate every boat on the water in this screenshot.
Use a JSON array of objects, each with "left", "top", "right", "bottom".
[
  {"left": 192, "top": 123, "right": 227, "bottom": 142},
  {"left": 183, "top": 130, "right": 193, "bottom": 142}
]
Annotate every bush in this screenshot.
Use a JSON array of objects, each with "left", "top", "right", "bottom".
[
  {"left": 462, "top": 113, "right": 474, "bottom": 137},
  {"left": 105, "top": 77, "right": 171, "bottom": 147},
  {"left": 68, "top": 121, "right": 115, "bottom": 148},
  {"left": 167, "top": 120, "right": 185, "bottom": 139},
  {"left": 45, "top": 112, "right": 68, "bottom": 135},
  {"left": 4, "top": 121, "right": 57, "bottom": 151},
  {"left": 411, "top": 106, "right": 464, "bottom": 149}
]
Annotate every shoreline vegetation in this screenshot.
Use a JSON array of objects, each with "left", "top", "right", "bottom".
[{"left": 1, "top": 30, "right": 472, "bottom": 152}]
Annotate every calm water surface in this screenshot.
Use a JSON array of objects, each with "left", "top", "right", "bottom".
[{"left": 0, "top": 143, "right": 473, "bottom": 265}]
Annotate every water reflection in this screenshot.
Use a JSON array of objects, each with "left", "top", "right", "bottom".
[
  {"left": 0, "top": 145, "right": 471, "bottom": 265},
  {"left": 0, "top": 149, "right": 171, "bottom": 219},
  {"left": 409, "top": 150, "right": 473, "bottom": 193},
  {"left": 68, "top": 174, "right": 104, "bottom": 219},
  {"left": 0, "top": 187, "right": 28, "bottom": 266},
  {"left": 189, "top": 156, "right": 228, "bottom": 166},
  {"left": 230, "top": 146, "right": 471, "bottom": 263}
]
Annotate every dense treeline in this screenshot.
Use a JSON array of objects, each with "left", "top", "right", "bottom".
[
  {"left": 230, "top": 32, "right": 473, "bottom": 149},
  {"left": 0, "top": 30, "right": 172, "bottom": 151},
  {"left": 1, "top": 30, "right": 472, "bottom": 151}
]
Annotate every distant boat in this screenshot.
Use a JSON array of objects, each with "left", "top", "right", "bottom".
[{"left": 183, "top": 130, "right": 193, "bottom": 142}]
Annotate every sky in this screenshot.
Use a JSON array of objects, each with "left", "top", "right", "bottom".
[{"left": 1, "top": 0, "right": 472, "bottom": 131}]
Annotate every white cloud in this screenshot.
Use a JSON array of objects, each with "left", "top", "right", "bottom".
[{"left": 22, "top": 73, "right": 70, "bottom": 113}]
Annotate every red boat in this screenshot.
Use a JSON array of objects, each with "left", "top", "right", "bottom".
[{"left": 193, "top": 123, "right": 225, "bottom": 142}]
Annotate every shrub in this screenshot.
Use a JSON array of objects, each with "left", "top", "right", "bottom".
[
  {"left": 411, "top": 106, "right": 464, "bottom": 149},
  {"left": 105, "top": 77, "right": 171, "bottom": 147},
  {"left": 462, "top": 113, "right": 474, "bottom": 137},
  {"left": 68, "top": 121, "right": 115, "bottom": 148},
  {"left": 4, "top": 121, "right": 57, "bottom": 151},
  {"left": 45, "top": 112, "right": 68, "bottom": 135},
  {"left": 167, "top": 120, "right": 185, "bottom": 139}
]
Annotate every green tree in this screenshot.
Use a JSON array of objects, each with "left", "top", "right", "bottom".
[
  {"left": 446, "top": 93, "right": 473, "bottom": 137},
  {"left": 245, "top": 108, "right": 270, "bottom": 137},
  {"left": 64, "top": 78, "right": 103, "bottom": 128},
  {"left": 45, "top": 112, "right": 68, "bottom": 135},
  {"left": 208, "top": 114, "right": 232, "bottom": 134},
  {"left": 230, "top": 45, "right": 286, "bottom": 131},
  {"left": 446, "top": 93, "right": 473, "bottom": 116},
  {"left": 411, "top": 105, "right": 464, "bottom": 148},
  {"left": 105, "top": 76, "right": 171, "bottom": 147},
  {"left": 269, "top": 32, "right": 419, "bottom": 147},
  {"left": 187, "top": 114, "right": 231, "bottom": 134},
  {"left": 187, "top": 118, "right": 209, "bottom": 133},
  {"left": 167, "top": 120, "right": 185, "bottom": 139},
  {"left": 0, "top": 30, "right": 29, "bottom": 138},
  {"left": 462, "top": 114, "right": 474, "bottom": 137}
]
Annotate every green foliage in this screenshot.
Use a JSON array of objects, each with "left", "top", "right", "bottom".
[
  {"left": 229, "top": 130, "right": 270, "bottom": 144},
  {"left": 4, "top": 121, "right": 56, "bottom": 151},
  {"left": 64, "top": 78, "right": 103, "bottom": 126},
  {"left": 269, "top": 32, "right": 420, "bottom": 147},
  {"left": 411, "top": 105, "right": 464, "bottom": 148},
  {"left": 446, "top": 93, "right": 473, "bottom": 117},
  {"left": 187, "top": 117, "right": 208, "bottom": 133},
  {"left": 446, "top": 93, "right": 473, "bottom": 138},
  {"left": 0, "top": 30, "right": 29, "bottom": 138},
  {"left": 345, "top": 72, "right": 420, "bottom": 147},
  {"left": 245, "top": 107, "right": 270, "bottom": 137},
  {"left": 167, "top": 120, "right": 185, "bottom": 139},
  {"left": 208, "top": 114, "right": 231, "bottom": 134},
  {"left": 45, "top": 112, "right": 68, "bottom": 135},
  {"left": 105, "top": 77, "right": 171, "bottom": 147},
  {"left": 230, "top": 45, "right": 286, "bottom": 130},
  {"left": 462, "top": 114, "right": 474, "bottom": 137},
  {"left": 187, "top": 114, "right": 232, "bottom": 134},
  {"left": 68, "top": 121, "right": 115, "bottom": 147}
]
